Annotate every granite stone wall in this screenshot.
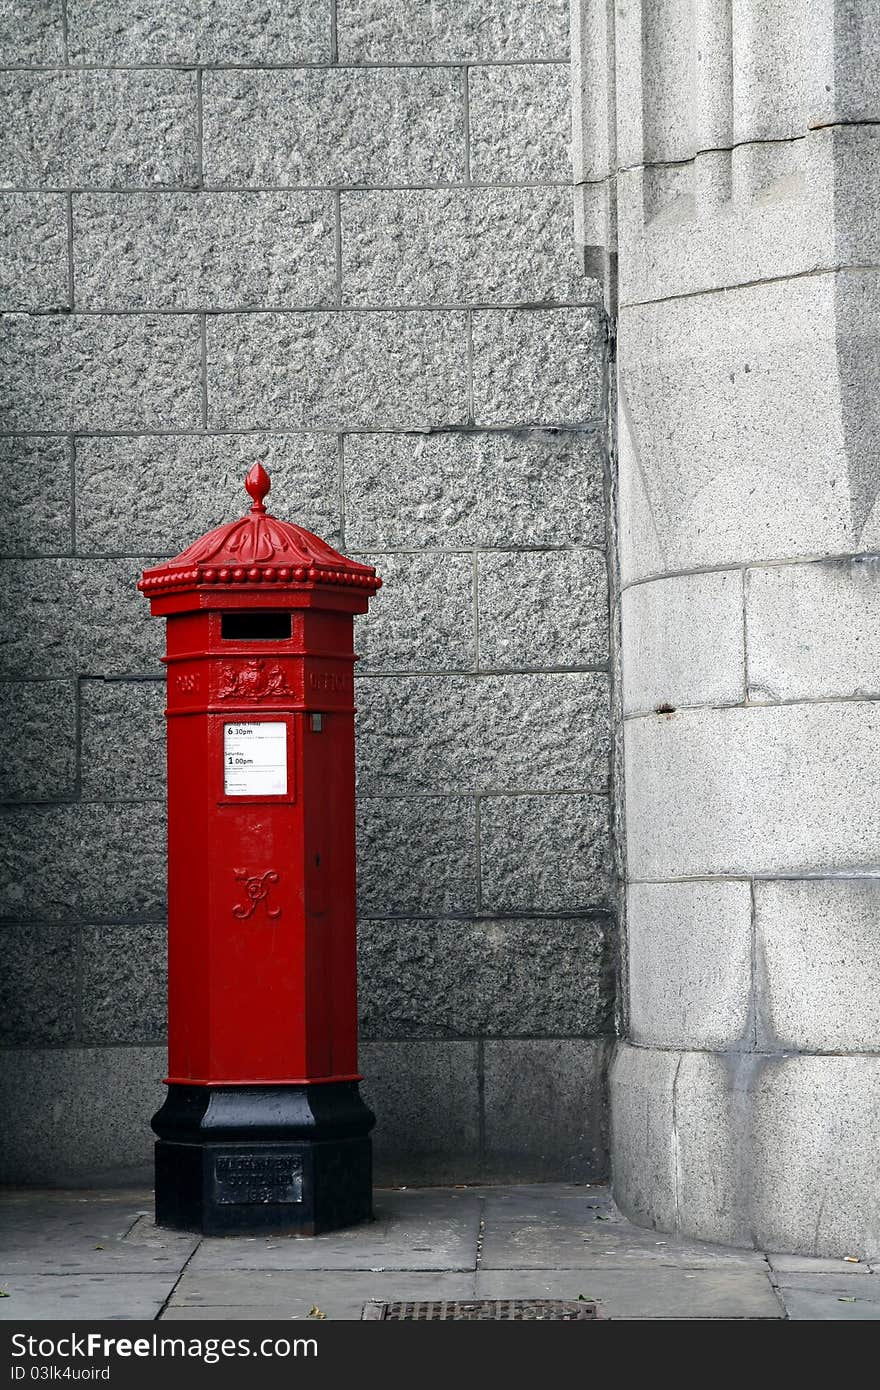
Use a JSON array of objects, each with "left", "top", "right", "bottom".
[{"left": 0, "top": 2, "right": 614, "bottom": 1184}]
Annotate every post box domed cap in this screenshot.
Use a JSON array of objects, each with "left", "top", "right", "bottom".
[{"left": 138, "top": 464, "right": 381, "bottom": 595}]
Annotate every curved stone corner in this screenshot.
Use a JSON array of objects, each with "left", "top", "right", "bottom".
[{"left": 610, "top": 1042, "right": 880, "bottom": 1260}]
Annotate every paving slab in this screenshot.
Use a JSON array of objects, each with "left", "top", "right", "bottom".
[
  {"left": 0, "top": 1192, "right": 198, "bottom": 1274},
  {"left": 475, "top": 1268, "right": 783, "bottom": 1319},
  {"left": 188, "top": 1190, "right": 480, "bottom": 1272},
  {"left": 776, "top": 1274, "right": 880, "bottom": 1301},
  {"left": 768, "top": 1252, "right": 872, "bottom": 1274},
  {"left": 163, "top": 1271, "right": 476, "bottom": 1321},
  {"left": 779, "top": 1277, "right": 880, "bottom": 1321},
  {"left": 477, "top": 1184, "right": 621, "bottom": 1217},
  {"left": 478, "top": 1190, "right": 765, "bottom": 1270},
  {"left": 0, "top": 1273, "right": 175, "bottom": 1321}
]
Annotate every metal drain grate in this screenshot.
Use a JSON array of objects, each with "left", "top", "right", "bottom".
[{"left": 364, "top": 1299, "right": 601, "bottom": 1320}]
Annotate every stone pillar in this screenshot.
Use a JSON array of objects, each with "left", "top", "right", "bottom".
[{"left": 578, "top": 0, "right": 880, "bottom": 1256}]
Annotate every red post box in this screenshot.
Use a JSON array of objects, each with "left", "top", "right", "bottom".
[{"left": 138, "top": 463, "right": 381, "bottom": 1235}]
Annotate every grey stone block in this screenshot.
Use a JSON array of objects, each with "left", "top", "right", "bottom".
[
  {"left": 746, "top": 557, "right": 880, "bottom": 702},
  {"left": 74, "top": 193, "right": 336, "bottom": 311},
  {"left": 610, "top": 1042, "right": 679, "bottom": 1233},
  {"left": 207, "top": 311, "right": 468, "bottom": 430},
  {"left": 828, "top": 123, "right": 880, "bottom": 275},
  {"left": 356, "top": 675, "right": 475, "bottom": 794},
  {"left": 0, "top": 921, "right": 77, "bottom": 1045},
  {"left": 0, "top": 1, "right": 65, "bottom": 64},
  {"left": 751, "top": 1054, "right": 880, "bottom": 1259},
  {"left": 337, "top": 0, "right": 569, "bottom": 61},
  {"left": 614, "top": 0, "right": 732, "bottom": 168},
  {"left": 480, "top": 793, "right": 611, "bottom": 912},
  {"left": 472, "top": 309, "right": 603, "bottom": 426},
  {"left": 0, "top": 71, "right": 198, "bottom": 190},
  {"left": 621, "top": 570, "right": 745, "bottom": 716},
  {"left": 468, "top": 63, "right": 571, "bottom": 182},
  {"left": 67, "top": 0, "right": 329, "bottom": 63},
  {"left": 356, "top": 796, "right": 478, "bottom": 916},
  {"left": 203, "top": 68, "right": 465, "bottom": 188},
  {"left": 624, "top": 702, "right": 880, "bottom": 879},
  {"left": 0, "top": 1045, "right": 164, "bottom": 1183},
  {"left": 618, "top": 127, "right": 880, "bottom": 309},
  {"left": 358, "top": 917, "right": 612, "bottom": 1038},
  {"left": 477, "top": 549, "right": 608, "bottom": 669},
  {"left": 0, "top": 802, "right": 166, "bottom": 921},
  {"left": 571, "top": 0, "right": 616, "bottom": 183},
  {"left": 834, "top": 270, "right": 880, "bottom": 552},
  {"left": 573, "top": 181, "right": 614, "bottom": 286},
  {"left": 0, "top": 680, "right": 76, "bottom": 800},
  {"left": 353, "top": 553, "right": 475, "bottom": 673},
  {"left": 617, "top": 272, "right": 876, "bottom": 584},
  {"left": 355, "top": 672, "right": 610, "bottom": 794},
  {"left": 0, "top": 437, "right": 71, "bottom": 558},
  {"left": 0, "top": 194, "right": 68, "bottom": 310},
  {"left": 0, "top": 560, "right": 164, "bottom": 679},
  {"left": 76, "top": 434, "right": 341, "bottom": 556},
  {"left": 615, "top": 0, "right": 837, "bottom": 166},
  {"left": 360, "top": 1040, "right": 481, "bottom": 1185},
  {"left": 344, "top": 429, "right": 606, "bottom": 550},
  {"left": 756, "top": 879, "right": 880, "bottom": 1053},
  {"left": 672, "top": 1051, "right": 753, "bottom": 1248},
  {"left": 478, "top": 672, "right": 610, "bottom": 790},
  {"left": 614, "top": 1044, "right": 880, "bottom": 1258},
  {"left": 0, "top": 315, "right": 201, "bottom": 432},
  {"left": 341, "top": 187, "right": 588, "bottom": 307},
  {"left": 483, "top": 1040, "right": 609, "bottom": 1182},
  {"left": 824, "top": 0, "right": 880, "bottom": 125},
  {"left": 628, "top": 881, "right": 753, "bottom": 1051},
  {"left": 80, "top": 681, "right": 166, "bottom": 800},
  {"left": 80, "top": 922, "right": 167, "bottom": 1044},
  {"left": 731, "top": 0, "right": 813, "bottom": 146},
  {"left": 618, "top": 138, "right": 816, "bottom": 308}
]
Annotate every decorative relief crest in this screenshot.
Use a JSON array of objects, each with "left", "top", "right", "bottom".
[
  {"left": 232, "top": 868, "right": 281, "bottom": 921},
  {"left": 218, "top": 659, "right": 294, "bottom": 701},
  {"left": 176, "top": 672, "right": 200, "bottom": 694}
]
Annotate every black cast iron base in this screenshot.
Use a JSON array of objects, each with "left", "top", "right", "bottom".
[{"left": 152, "top": 1082, "right": 375, "bottom": 1237}]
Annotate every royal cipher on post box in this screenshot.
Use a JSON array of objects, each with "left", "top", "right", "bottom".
[{"left": 138, "top": 464, "right": 381, "bottom": 1236}]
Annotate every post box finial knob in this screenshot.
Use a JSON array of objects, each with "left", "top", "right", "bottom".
[{"left": 245, "top": 462, "right": 271, "bottom": 514}]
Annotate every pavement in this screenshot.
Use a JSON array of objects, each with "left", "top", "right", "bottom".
[{"left": 1, "top": 1184, "right": 878, "bottom": 1321}]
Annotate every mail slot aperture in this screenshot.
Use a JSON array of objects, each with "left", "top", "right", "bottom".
[{"left": 221, "top": 611, "right": 292, "bottom": 641}]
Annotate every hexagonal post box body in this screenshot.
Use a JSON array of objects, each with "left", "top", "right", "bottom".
[{"left": 139, "top": 465, "right": 380, "bottom": 1235}]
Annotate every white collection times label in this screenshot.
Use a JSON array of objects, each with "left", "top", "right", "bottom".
[{"left": 224, "top": 722, "right": 287, "bottom": 797}]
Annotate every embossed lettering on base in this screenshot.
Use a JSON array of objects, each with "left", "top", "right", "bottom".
[{"left": 213, "top": 1153, "right": 304, "bottom": 1206}]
